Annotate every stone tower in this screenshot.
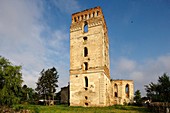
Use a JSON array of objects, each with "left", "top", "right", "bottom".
[{"left": 70, "top": 7, "right": 111, "bottom": 106}]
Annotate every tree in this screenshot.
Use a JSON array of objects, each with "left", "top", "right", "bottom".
[
  {"left": 145, "top": 73, "right": 170, "bottom": 102},
  {"left": 21, "top": 84, "right": 36, "bottom": 103},
  {"left": 0, "top": 56, "right": 23, "bottom": 106},
  {"left": 134, "top": 90, "right": 142, "bottom": 106},
  {"left": 35, "top": 67, "right": 59, "bottom": 105}
]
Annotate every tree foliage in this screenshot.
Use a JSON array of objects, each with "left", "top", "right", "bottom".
[
  {"left": 0, "top": 56, "right": 23, "bottom": 106},
  {"left": 134, "top": 90, "right": 142, "bottom": 106},
  {"left": 35, "top": 67, "right": 59, "bottom": 103},
  {"left": 145, "top": 73, "right": 170, "bottom": 102},
  {"left": 20, "top": 84, "right": 36, "bottom": 103}
]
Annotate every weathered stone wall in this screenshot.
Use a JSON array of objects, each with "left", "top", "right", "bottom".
[
  {"left": 69, "top": 6, "right": 134, "bottom": 107},
  {"left": 70, "top": 7, "right": 110, "bottom": 107},
  {"left": 70, "top": 72, "right": 110, "bottom": 106},
  {"left": 110, "top": 80, "right": 134, "bottom": 105}
]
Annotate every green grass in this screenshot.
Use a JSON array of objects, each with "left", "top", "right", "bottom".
[{"left": 12, "top": 104, "right": 151, "bottom": 113}]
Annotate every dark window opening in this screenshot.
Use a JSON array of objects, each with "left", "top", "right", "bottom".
[
  {"left": 115, "top": 92, "right": 118, "bottom": 97},
  {"left": 84, "top": 62, "right": 88, "bottom": 70},
  {"left": 78, "top": 16, "right": 79, "bottom": 21},
  {"left": 85, "top": 14, "right": 87, "bottom": 19},
  {"left": 97, "top": 11, "right": 99, "bottom": 16},
  {"left": 85, "top": 103, "right": 88, "bottom": 106},
  {"left": 125, "top": 84, "right": 129, "bottom": 98},
  {"left": 84, "top": 22, "right": 88, "bottom": 33},
  {"left": 85, "top": 76, "right": 88, "bottom": 87},
  {"left": 93, "top": 12, "right": 95, "bottom": 17},
  {"left": 83, "top": 37, "right": 87, "bottom": 41},
  {"left": 114, "top": 84, "right": 118, "bottom": 97},
  {"left": 74, "top": 17, "right": 76, "bottom": 22},
  {"left": 85, "top": 96, "right": 88, "bottom": 100},
  {"left": 84, "top": 47, "right": 88, "bottom": 57}
]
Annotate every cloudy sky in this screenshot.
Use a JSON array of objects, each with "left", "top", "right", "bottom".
[{"left": 0, "top": 0, "right": 170, "bottom": 95}]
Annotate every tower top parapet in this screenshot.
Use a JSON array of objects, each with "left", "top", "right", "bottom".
[
  {"left": 70, "top": 6, "right": 108, "bottom": 35},
  {"left": 71, "top": 6, "right": 104, "bottom": 23}
]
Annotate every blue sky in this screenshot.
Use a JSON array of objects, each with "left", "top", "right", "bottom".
[{"left": 0, "top": 0, "right": 170, "bottom": 95}]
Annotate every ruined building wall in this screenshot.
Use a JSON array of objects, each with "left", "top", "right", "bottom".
[{"left": 110, "top": 80, "right": 134, "bottom": 105}]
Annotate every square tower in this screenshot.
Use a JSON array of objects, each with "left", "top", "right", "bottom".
[{"left": 70, "top": 7, "right": 110, "bottom": 106}]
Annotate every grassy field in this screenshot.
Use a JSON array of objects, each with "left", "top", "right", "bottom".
[{"left": 12, "top": 104, "right": 151, "bottom": 113}]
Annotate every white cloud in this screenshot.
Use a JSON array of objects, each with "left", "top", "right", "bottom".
[
  {"left": 117, "top": 58, "right": 136, "bottom": 72},
  {"left": 130, "top": 71, "right": 144, "bottom": 83},
  {"left": 112, "top": 55, "right": 170, "bottom": 96},
  {"left": 0, "top": 0, "right": 72, "bottom": 90},
  {"left": 52, "top": 0, "right": 80, "bottom": 14}
]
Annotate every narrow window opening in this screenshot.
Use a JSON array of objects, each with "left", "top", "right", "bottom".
[
  {"left": 125, "top": 84, "right": 129, "bottom": 98},
  {"left": 89, "top": 14, "right": 91, "bottom": 18},
  {"left": 78, "top": 16, "right": 80, "bottom": 21},
  {"left": 115, "top": 92, "right": 118, "bottom": 97},
  {"left": 85, "top": 96, "right": 88, "bottom": 100},
  {"left": 114, "top": 84, "right": 118, "bottom": 97},
  {"left": 97, "top": 11, "right": 99, "bottom": 16},
  {"left": 85, "top": 14, "right": 87, "bottom": 20},
  {"left": 93, "top": 12, "right": 95, "bottom": 17},
  {"left": 84, "top": 62, "right": 88, "bottom": 70},
  {"left": 84, "top": 47, "right": 88, "bottom": 57},
  {"left": 74, "top": 17, "right": 76, "bottom": 22},
  {"left": 85, "top": 76, "right": 88, "bottom": 87},
  {"left": 84, "top": 22, "right": 88, "bottom": 33}
]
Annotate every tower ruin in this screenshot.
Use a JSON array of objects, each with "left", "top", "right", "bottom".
[{"left": 69, "top": 6, "right": 134, "bottom": 107}]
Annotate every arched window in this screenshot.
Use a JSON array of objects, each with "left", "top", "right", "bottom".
[
  {"left": 125, "top": 84, "right": 129, "bottom": 98},
  {"left": 84, "top": 22, "right": 88, "bottom": 33},
  {"left": 84, "top": 62, "right": 88, "bottom": 70},
  {"left": 114, "top": 84, "right": 118, "bottom": 97},
  {"left": 84, "top": 47, "right": 88, "bottom": 57},
  {"left": 85, "top": 76, "right": 88, "bottom": 87}
]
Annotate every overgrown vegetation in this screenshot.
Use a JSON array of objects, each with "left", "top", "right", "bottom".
[{"left": 0, "top": 56, "right": 23, "bottom": 106}]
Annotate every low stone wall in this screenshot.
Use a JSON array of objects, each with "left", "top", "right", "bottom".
[{"left": 149, "top": 102, "right": 170, "bottom": 113}]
